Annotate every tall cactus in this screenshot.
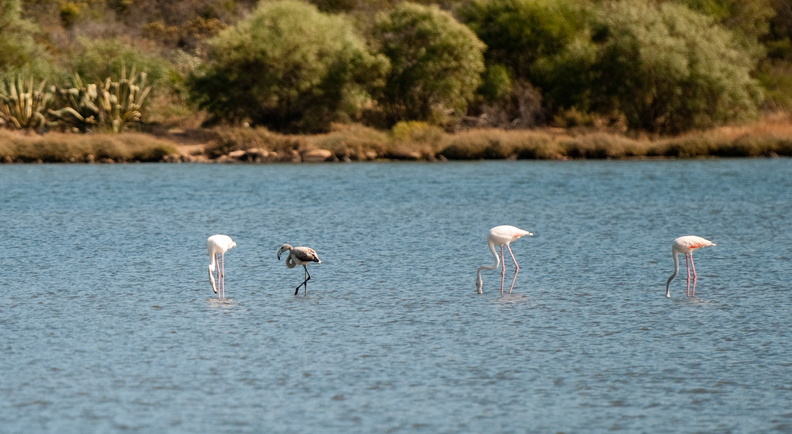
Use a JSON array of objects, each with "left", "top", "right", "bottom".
[{"left": 0, "top": 76, "right": 52, "bottom": 131}]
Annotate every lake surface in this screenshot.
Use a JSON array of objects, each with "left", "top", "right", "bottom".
[{"left": 1, "top": 159, "right": 791, "bottom": 433}]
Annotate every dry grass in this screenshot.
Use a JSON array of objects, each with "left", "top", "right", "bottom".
[
  {"left": 2, "top": 113, "right": 791, "bottom": 163},
  {"left": 0, "top": 130, "right": 178, "bottom": 162},
  {"left": 653, "top": 113, "right": 792, "bottom": 157}
]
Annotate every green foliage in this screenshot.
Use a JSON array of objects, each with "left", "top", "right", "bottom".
[
  {"left": 188, "top": 0, "right": 389, "bottom": 132},
  {"left": 374, "top": 2, "right": 485, "bottom": 126},
  {"left": 536, "top": 1, "right": 763, "bottom": 133},
  {"left": 478, "top": 64, "right": 513, "bottom": 102},
  {"left": 458, "top": 0, "right": 588, "bottom": 127},
  {"left": 0, "top": 76, "right": 52, "bottom": 131},
  {"left": 0, "top": 0, "right": 56, "bottom": 81},
  {"left": 676, "top": 0, "right": 772, "bottom": 56},
  {"left": 59, "top": 1, "right": 81, "bottom": 28},
  {"left": 390, "top": 121, "right": 443, "bottom": 143},
  {"left": 68, "top": 37, "right": 172, "bottom": 88},
  {"left": 459, "top": 0, "right": 584, "bottom": 78}
]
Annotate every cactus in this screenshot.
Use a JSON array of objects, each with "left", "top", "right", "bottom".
[{"left": 0, "top": 76, "right": 52, "bottom": 131}]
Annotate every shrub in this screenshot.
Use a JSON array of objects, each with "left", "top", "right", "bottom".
[
  {"left": 310, "top": 123, "right": 390, "bottom": 161},
  {"left": 374, "top": 2, "right": 485, "bottom": 126},
  {"left": 188, "top": 0, "right": 389, "bottom": 133},
  {"left": 68, "top": 37, "right": 172, "bottom": 88},
  {"left": 0, "top": 0, "right": 57, "bottom": 81},
  {"left": 538, "top": 1, "right": 763, "bottom": 133}
]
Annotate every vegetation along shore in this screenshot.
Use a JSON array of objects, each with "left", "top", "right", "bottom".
[
  {"left": 2, "top": 115, "right": 791, "bottom": 163},
  {"left": 1, "top": 0, "right": 792, "bottom": 163}
]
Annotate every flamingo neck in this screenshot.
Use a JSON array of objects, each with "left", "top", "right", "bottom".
[
  {"left": 208, "top": 253, "right": 218, "bottom": 294},
  {"left": 209, "top": 252, "right": 217, "bottom": 272},
  {"left": 476, "top": 241, "right": 500, "bottom": 292},
  {"left": 666, "top": 252, "right": 679, "bottom": 297}
]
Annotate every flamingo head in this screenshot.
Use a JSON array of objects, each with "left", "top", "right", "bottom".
[{"left": 277, "top": 244, "right": 293, "bottom": 260}]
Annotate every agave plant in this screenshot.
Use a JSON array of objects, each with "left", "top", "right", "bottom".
[
  {"left": 98, "top": 66, "right": 152, "bottom": 133},
  {"left": 48, "top": 74, "right": 101, "bottom": 132},
  {"left": 0, "top": 76, "right": 52, "bottom": 131},
  {"left": 49, "top": 67, "right": 152, "bottom": 133}
]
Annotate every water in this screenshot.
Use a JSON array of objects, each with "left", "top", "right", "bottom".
[{"left": 1, "top": 160, "right": 791, "bottom": 433}]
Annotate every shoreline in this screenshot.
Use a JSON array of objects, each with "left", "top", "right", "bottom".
[{"left": 2, "top": 114, "right": 792, "bottom": 163}]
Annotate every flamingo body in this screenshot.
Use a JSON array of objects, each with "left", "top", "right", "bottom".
[
  {"left": 277, "top": 244, "right": 321, "bottom": 295},
  {"left": 208, "top": 234, "right": 236, "bottom": 299},
  {"left": 666, "top": 235, "right": 715, "bottom": 298},
  {"left": 475, "top": 225, "right": 534, "bottom": 294}
]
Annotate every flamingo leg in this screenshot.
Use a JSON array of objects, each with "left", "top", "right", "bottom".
[
  {"left": 689, "top": 253, "right": 698, "bottom": 296},
  {"left": 505, "top": 244, "right": 520, "bottom": 293},
  {"left": 214, "top": 253, "right": 220, "bottom": 298},
  {"left": 295, "top": 266, "right": 312, "bottom": 295},
  {"left": 499, "top": 246, "right": 507, "bottom": 294},
  {"left": 220, "top": 253, "right": 225, "bottom": 299},
  {"left": 506, "top": 244, "right": 520, "bottom": 271},
  {"left": 508, "top": 270, "right": 519, "bottom": 294},
  {"left": 684, "top": 253, "right": 691, "bottom": 297}
]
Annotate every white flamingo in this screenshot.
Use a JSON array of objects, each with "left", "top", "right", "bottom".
[
  {"left": 666, "top": 235, "right": 716, "bottom": 298},
  {"left": 475, "top": 225, "right": 534, "bottom": 294},
  {"left": 208, "top": 234, "right": 236, "bottom": 299},
  {"left": 277, "top": 244, "right": 322, "bottom": 295}
]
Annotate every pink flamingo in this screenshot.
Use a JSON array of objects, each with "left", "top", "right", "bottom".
[
  {"left": 208, "top": 234, "right": 236, "bottom": 299},
  {"left": 475, "top": 225, "right": 534, "bottom": 294},
  {"left": 666, "top": 235, "right": 716, "bottom": 298}
]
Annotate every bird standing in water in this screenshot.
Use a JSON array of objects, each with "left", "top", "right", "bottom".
[
  {"left": 475, "top": 225, "right": 534, "bottom": 294},
  {"left": 666, "top": 235, "right": 716, "bottom": 298},
  {"left": 208, "top": 234, "right": 236, "bottom": 299},
  {"left": 277, "top": 244, "right": 322, "bottom": 295}
]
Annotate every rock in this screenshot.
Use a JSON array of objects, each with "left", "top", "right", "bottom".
[
  {"left": 302, "top": 149, "right": 333, "bottom": 162},
  {"left": 228, "top": 149, "right": 247, "bottom": 159}
]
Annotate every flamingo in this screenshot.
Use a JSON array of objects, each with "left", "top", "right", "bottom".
[
  {"left": 207, "top": 234, "right": 236, "bottom": 299},
  {"left": 475, "top": 225, "right": 534, "bottom": 294},
  {"left": 665, "top": 235, "right": 716, "bottom": 298},
  {"left": 277, "top": 244, "right": 322, "bottom": 295}
]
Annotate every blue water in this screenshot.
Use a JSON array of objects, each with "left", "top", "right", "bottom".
[{"left": 1, "top": 160, "right": 791, "bottom": 433}]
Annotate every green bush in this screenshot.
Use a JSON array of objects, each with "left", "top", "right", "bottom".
[
  {"left": 537, "top": 1, "right": 763, "bottom": 133},
  {"left": 67, "top": 37, "right": 172, "bottom": 88},
  {"left": 374, "top": 2, "right": 485, "bottom": 126},
  {"left": 0, "top": 0, "right": 57, "bottom": 81},
  {"left": 188, "top": 0, "right": 389, "bottom": 133}
]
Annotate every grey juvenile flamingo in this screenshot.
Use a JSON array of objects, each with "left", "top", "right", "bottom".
[{"left": 277, "top": 244, "right": 322, "bottom": 295}]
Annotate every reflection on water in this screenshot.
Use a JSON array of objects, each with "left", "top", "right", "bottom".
[{"left": 1, "top": 160, "right": 791, "bottom": 432}]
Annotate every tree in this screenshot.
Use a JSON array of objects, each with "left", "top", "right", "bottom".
[
  {"left": 373, "top": 2, "right": 485, "bottom": 126},
  {"left": 458, "top": 0, "right": 583, "bottom": 79},
  {"left": 188, "top": 0, "right": 389, "bottom": 132}
]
